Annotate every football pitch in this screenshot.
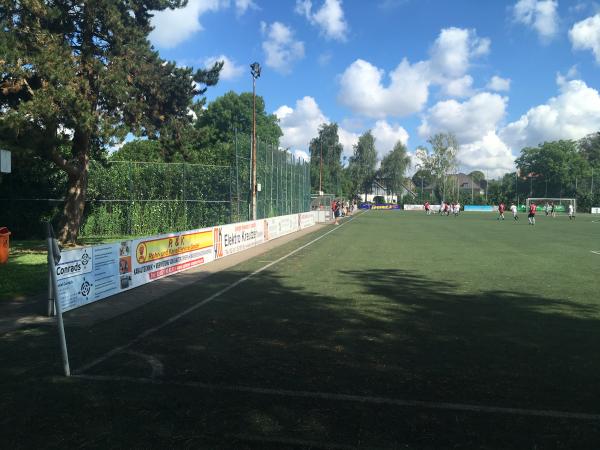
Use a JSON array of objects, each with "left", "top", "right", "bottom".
[{"left": 2, "top": 211, "right": 600, "bottom": 448}]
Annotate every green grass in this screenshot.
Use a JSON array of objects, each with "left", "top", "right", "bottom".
[
  {"left": 0, "top": 236, "right": 142, "bottom": 302},
  {"left": 1, "top": 211, "right": 600, "bottom": 448},
  {"left": 0, "top": 240, "right": 47, "bottom": 301}
]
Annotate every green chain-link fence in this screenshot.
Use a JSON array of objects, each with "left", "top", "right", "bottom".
[{"left": 0, "top": 133, "right": 311, "bottom": 239}]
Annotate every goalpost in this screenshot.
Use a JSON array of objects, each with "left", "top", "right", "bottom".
[{"left": 526, "top": 198, "right": 576, "bottom": 214}]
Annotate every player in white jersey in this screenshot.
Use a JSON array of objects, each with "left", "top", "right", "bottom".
[
  {"left": 568, "top": 203, "right": 575, "bottom": 220},
  {"left": 510, "top": 203, "right": 518, "bottom": 221}
]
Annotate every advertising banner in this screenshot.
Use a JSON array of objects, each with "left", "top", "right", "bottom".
[
  {"left": 464, "top": 205, "right": 494, "bottom": 212},
  {"left": 131, "top": 228, "right": 214, "bottom": 285},
  {"left": 403, "top": 204, "right": 424, "bottom": 211},
  {"left": 56, "top": 212, "right": 317, "bottom": 313},
  {"left": 56, "top": 243, "right": 126, "bottom": 312},
  {"left": 213, "top": 220, "right": 264, "bottom": 259},
  {"left": 592, "top": 207, "right": 600, "bottom": 214}
]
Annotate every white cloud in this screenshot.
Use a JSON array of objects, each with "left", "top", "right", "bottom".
[
  {"left": 293, "top": 150, "right": 310, "bottom": 162},
  {"left": 513, "top": 0, "right": 559, "bottom": 41},
  {"left": 234, "top": 0, "right": 257, "bottom": 15},
  {"left": 261, "top": 22, "right": 305, "bottom": 74},
  {"left": 295, "top": 0, "right": 349, "bottom": 41},
  {"left": 150, "top": 0, "right": 225, "bottom": 48},
  {"left": 203, "top": 55, "right": 244, "bottom": 80},
  {"left": 419, "top": 92, "right": 507, "bottom": 143},
  {"left": 418, "top": 92, "right": 513, "bottom": 174},
  {"left": 501, "top": 78, "right": 600, "bottom": 149},
  {"left": 487, "top": 75, "right": 511, "bottom": 92},
  {"left": 338, "top": 58, "right": 430, "bottom": 118},
  {"left": 569, "top": 13, "right": 600, "bottom": 63},
  {"left": 371, "top": 120, "right": 409, "bottom": 157},
  {"left": 429, "top": 27, "right": 490, "bottom": 79},
  {"left": 459, "top": 132, "right": 515, "bottom": 175},
  {"left": 275, "top": 96, "right": 409, "bottom": 161},
  {"left": 337, "top": 27, "right": 491, "bottom": 116},
  {"left": 443, "top": 75, "right": 474, "bottom": 97},
  {"left": 275, "top": 96, "right": 328, "bottom": 151}
]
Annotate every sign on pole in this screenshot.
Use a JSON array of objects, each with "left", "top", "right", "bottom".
[{"left": 0, "top": 150, "right": 11, "bottom": 173}]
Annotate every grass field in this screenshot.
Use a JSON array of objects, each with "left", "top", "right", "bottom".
[{"left": 2, "top": 211, "right": 600, "bottom": 448}]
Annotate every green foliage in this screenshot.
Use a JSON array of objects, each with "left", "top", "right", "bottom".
[
  {"left": 348, "top": 130, "right": 378, "bottom": 198},
  {"left": 579, "top": 132, "right": 600, "bottom": 168},
  {"left": 416, "top": 133, "right": 459, "bottom": 201},
  {"left": 0, "top": 0, "right": 221, "bottom": 242},
  {"left": 380, "top": 141, "right": 411, "bottom": 199},
  {"left": 308, "top": 123, "right": 344, "bottom": 194}
]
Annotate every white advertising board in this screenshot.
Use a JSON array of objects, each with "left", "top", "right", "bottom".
[
  {"left": 213, "top": 220, "right": 264, "bottom": 259},
  {"left": 592, "top": 207, "right": 600, "bottom": 214},
  {"left": 56, "top": 212, "right": 317, "bottom": 312},
  {"left": 403, "top": 204, "right": 424, "bottom": 211}
]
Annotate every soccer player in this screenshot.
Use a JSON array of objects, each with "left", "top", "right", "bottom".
[
  {"left": 550, "top": 202, "right": 556, "bottom": 218},
  {"left": 568, "top": 203, "right": 575, "bottom": 220},
  {"left": 528, "top": 202, "right": 536, "bottom": 225},
  {"left": 544, "top": 202, "right": 549, "bottom": 216},
  {"left": 455, "top": 202, "right": 460, "bottom": 216},
  {"left": 498, "top": 202, "right": 506, "bottom": 220},
  {"left": 510, "top": 203, "right": 519, "bottom": 221},
  {"left": 424, "top": 201, "right": 430, "bottom": 215}
]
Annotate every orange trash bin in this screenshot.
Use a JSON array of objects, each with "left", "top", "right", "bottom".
[{"left": 0, "top": 227, "right": 10, "bottom": 264}]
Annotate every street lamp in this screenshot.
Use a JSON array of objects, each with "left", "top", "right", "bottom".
[{"left": 250, "top": 62, "right": 261, "bottom": 220}]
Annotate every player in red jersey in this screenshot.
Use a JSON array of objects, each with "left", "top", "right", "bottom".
[
  {"left": 528, "top": 202, "right": 536, "bottom": 225},
  {"left": 424, "top": 201, "right": 430, "bottom": 215},
  {"left": 497, "top": 202, "right": 506, "bottom": 220}
]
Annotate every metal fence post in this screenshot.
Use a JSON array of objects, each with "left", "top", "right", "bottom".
[{"left": 46, "top": 223, "right": 70, "bottom": 377}]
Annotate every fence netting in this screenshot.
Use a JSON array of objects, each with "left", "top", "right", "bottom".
[{"left": 0, "top": 133, "right": 311, "bottom": 238}]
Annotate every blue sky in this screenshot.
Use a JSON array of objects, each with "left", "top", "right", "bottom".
[{"left": 149, "top": 0, "right": 600, "bottom": 176}]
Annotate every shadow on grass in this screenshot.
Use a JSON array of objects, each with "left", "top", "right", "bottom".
[{"left": 1, "top": 266, "right": 600, "bottom": 448}]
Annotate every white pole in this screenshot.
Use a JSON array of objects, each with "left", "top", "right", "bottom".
[{"left": 47, "top": 224, "right": 70, "bottom": 376}]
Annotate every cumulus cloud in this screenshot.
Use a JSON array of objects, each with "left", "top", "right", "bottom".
[
  {"left": 512, "top": 0, "right": 559, "bottom": 41},
  {"left": 569, "top": 13, "right": 600, "bottom": 63},
  {"left": 337, "top": 27, "right": 491, "bottom": 116},
  {"left": 371, "top": 120, "right": 409, "bottom": 155},
  {"left": 338, "top": 58, "right": 430, "bottom": 118},
  {"left": 419, "top": 92, "right": 507, "bottom": 143},
  {"left": 275, "top": 96, "right": 409, "bottom": 160},
  {"left": 501, "top": 78, "right": 600, "bottom": 149},
  {"left": 487, "top": 75, "right": 511, "bottom": 92},
  {"left": 295, "top": 0, "right": 349, "bottom": 41},
  {"left": 418, "top": 92, "right": 513, "bottom": 174},
  {"left": 429, "top": 27, "right": 490, "bottom": 79},
  {"left": 203, "top": 55, "right": 244, "bottom": 80},
  {"left": 261, "top": 21, "right": 305, "bottom": 73},
  {"left": 234, "top": 0, "right": 257, "bottom": 15},
  {"left": 150, "top": 0, "right": 225, "bottom": 48}
]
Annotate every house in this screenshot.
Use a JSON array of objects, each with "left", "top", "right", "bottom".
[{"left": 358, "top": 178, "right": 417, "bottom": 203}]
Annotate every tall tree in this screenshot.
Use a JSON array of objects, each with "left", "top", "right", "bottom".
[
  {"left": 380, "top": 141, "right": 411, "bottom": 201},
  {"left": 416, "top": 132, "right": 459, "bottom": 201},
  {"left": 308, "top": 123, "right": 343, "bottom": 194},
  {"left": 195, "top": 90, "right": 282, "bottom": 164},
  {"left": 0, "top": 1, "right": 221, "bottom": 243},
  {"left": 579, "top": 132, "right": 600, "bottom": 168},
  {"left": 516, "top": 140, "right": 588, "bottom": 197},
  {"left": 348, "top": 131, "right": 377, "bottom": 200}
]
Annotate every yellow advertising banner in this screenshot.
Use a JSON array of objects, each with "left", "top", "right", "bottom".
[{"left": 136, "top": 230, "right": 213, "bottom": 264}]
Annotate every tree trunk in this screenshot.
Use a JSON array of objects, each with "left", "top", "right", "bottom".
[{"left": 58, "top": 131, "right": 90, "bottom": 244}]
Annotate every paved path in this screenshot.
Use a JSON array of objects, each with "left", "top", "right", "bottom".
[{"left": 0, "top": 224, "right": 326, "bottom": 334}]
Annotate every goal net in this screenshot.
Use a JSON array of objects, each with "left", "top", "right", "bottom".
[{"left": 526, "top": 198, "right": 576, "bottom": 214}]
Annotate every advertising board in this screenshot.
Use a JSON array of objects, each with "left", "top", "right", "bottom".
[
  {"left": 403, "top": 204, "right": 424, "bottom": 211},
  {"left": 213, "top": 220, "right": 264, "bottom": 259},
  {"left": 464, "top": 205, "right": 494, "bottom": 212},
  {"left": 592, "top": 207, "right": 600, "bottom": 214}
]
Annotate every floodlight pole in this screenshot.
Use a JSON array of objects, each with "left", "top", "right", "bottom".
[
  {"left": 250, "top": 62, "right": 261, "bottom": 221},
  {"left": 319, "top": 139, "right": 323, "bottom": 194}
]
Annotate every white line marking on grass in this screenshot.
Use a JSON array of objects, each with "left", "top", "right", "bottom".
[
  {"left": 125, "top": 351, "right": 164, "bottom": 379},
  {"left": 591, "top": 251, "right": 600, "bottom": 255},
  {"left": 75, "top": 213, "right": 365, "bottom": 375},
  {"left": 74, "top": 374, "right": 600, "bottom": 421}
]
